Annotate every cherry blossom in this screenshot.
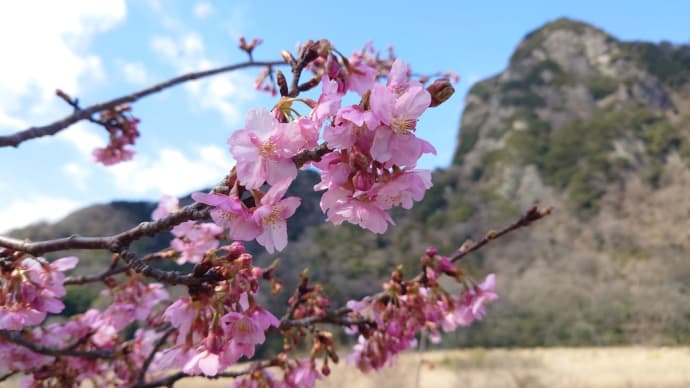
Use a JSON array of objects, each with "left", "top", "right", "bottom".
[{"left": 228, "top": 108, "right": 301, "bottom": 189}]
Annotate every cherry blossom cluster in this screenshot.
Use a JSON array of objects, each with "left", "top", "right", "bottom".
[
  {"left": 195, "top": 40, "right": 453, "bottom": 258},
  {"left": 152, "top": 195, "right": 224, "bottom": 264},
  {"left": 0, "top": 37, "right": 540, "bottom": 388},
  {"left": 0, "top": 251, "right": 170, "bottom": 386},
  {"left": 156, "top": 243, "right": 280, "bottom": 377},
  {"left": 92, "top": 104, "right": 141, "bottom": 166},
  {"left": 230, "top": 358, "right": 322, "bottom": 388},
  {"left": 345, "top": 248, "right": 498, "bottom": 372},
  {"left": 0, "top": 254, "right": 77, "bottom": 330}
]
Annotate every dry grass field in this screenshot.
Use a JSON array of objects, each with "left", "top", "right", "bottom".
[
  {"left": 175, "top": 347, "right": 690, "bottom": 388},
  {"left": 5, "top": 347, "right": 690, "bottom": 387}
]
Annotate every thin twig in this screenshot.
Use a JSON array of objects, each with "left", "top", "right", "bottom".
[
  {"left": 0, "top": 60, "right": 286, "bottom": 148},
  {"left": 448, "top": 205, "right": 551, "bottom": 263},
  {"left": 0, "top": 203, "right": 209, "bottom": 256},
  {"left": 0, "top": 144, "right": 330, "bottom": 257},
  {"left": 135, "top": 361, "right": 269, "bottom": 388},
  {"left": 136, "top": 327, "right": 175, "bottom": 385},
  {"left": 0, "top": 330, "right": 114, "bottom": 359},
  {"left": 285, "top": 206, "right": 552, "bottom": 324},
  {"left": 64, "top": 251, "right": 171, "bottom": 285},
  {"left": 0, "top": 372, "right": 17, "bottom": 383}
]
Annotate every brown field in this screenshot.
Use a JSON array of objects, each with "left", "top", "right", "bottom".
[{"left": 5, "top": 347, "right": 690, "bottom": 387}]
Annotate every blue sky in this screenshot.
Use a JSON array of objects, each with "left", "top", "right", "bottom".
[{"left": 0, "top": 0, "right": 688, "bottom": 232}]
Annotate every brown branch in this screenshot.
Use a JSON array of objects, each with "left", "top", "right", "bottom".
[
  {"left": 135, "top": 361, "right": 269, "bottom": 388},
  {"left": 0, "top": 330, "right": 114, "bottom": 359},
  {"left": 448, "top": 205, "right": 551, "bottom": 263},
  {"left": 0, "top": 372, "right": 17, "bottom": 383},
  {"left": 0, "top": 60, "right": 287, "bottom": 148},
  {"left": 0, "top": 143, "right": 331, "bottom": 257},
  {"left": 280, "top": 308, "right": 368, "bottom": 329},
  {"left": 136, "top": 327, "right": 175, "bottom": 386},
  {"left": 0, "top": 203, "right": 209, "bottom": 256},
  {"left": 281, "top": 205, "right": 552, "bottom": 328},
  {"left": 64, "top": 251, "right": 172, "bottom": 285}
]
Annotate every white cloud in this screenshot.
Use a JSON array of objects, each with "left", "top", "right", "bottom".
[
  {"left": 150, "top": 32, "right": 254, "bottom": 125},
  {"left": 57, "top": 123, "right": 104, "bottom": 158},
  {"left": 0, "top": 1, "right": 126, "bottom": 133},
  {"left": 122, "top": 62, "right": 149, "bottom": 85},
  {"left": 151, "top": 36, "right": 179, "bottom": 60},
  {"left": 0, "top": 196, "right": 82, "bottom": 233},
  {"left": 194, "top": 2, "right": 213, "bottom": 19},
  {"left": 106, "top": 145, "right": 233, "bottom": 196},
  {"left": 63, "top": 162, "right": 91, "bottom": 191}
]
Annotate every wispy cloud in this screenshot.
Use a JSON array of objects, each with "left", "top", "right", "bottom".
[
  {"left": 0, "top": 195, "right": 82, "bottom": 233},
  {"left": 63, "top": 162, "right": 92, "bottom": 191},
  {"left": 105, "top": 145, "right": 234, "bottom": 196},
  {"left": 122, "top": 62, "right": 149, "bottom": 85},
  {"left": 0, "top": 1, "right": 126, "bottom": 133},
  {"left": 194, "top": 2, "right": 213, "bottom": 19},
  {"left": 150, "top": 31, "right": 254, "bottom": 124}
]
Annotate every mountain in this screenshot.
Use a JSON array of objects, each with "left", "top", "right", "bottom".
[{"left": 8, "top": 18, "right": 690, "bottom": 346}]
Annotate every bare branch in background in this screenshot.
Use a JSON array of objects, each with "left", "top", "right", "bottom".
[{"left": 0, "top": 60, "right": 286, "bottom": 148}]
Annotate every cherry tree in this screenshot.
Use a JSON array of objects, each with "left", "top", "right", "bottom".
[{"left": 0, "top": 38, "right": 549, "bottom": 387}]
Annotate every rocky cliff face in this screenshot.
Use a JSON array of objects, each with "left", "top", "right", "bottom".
[{"left": 444, "top": 18, "right": 690, "bottom": 345}]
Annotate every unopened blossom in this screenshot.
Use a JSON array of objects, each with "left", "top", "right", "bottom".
[
  {"left": 228, "top": 108, "right": 301, "bottom": 189},
  {"left": 93, "top": 145, "right": 135, "bottom": 166},
  {"left": 252, "top": 179, "right": 301, "bottom": 253},
  {"left": 93, "top": 110, "right": 140, "bottom": 166}
]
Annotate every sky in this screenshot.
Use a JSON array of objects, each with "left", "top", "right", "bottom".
[{"left": 0, "top": 0, "right": 688, "bottom": 233}]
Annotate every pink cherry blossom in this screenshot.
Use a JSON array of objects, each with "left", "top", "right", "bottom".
[
  {"left": 170, "top": 221, "right": 224, "bottom": 264},
  {"left": 192, "top": 192, "right": 261, "bottom": 241},
  {"left": 152, "top": 194, "right": 179, "bottom": 220},
  {"left": 311, "top": 75, "right": 342, "bottom": 126},
  {"left": 470, "top": 273, "right": 499, "bottom": 319},
  {"left": 93, "top": 145, "right": 135, "bottom": 166},
  {"left": 369, "top": 83, "right": 435, "bottom": 165},
  {"left": 284, "top": 360, "right": 322, "bottom": 387},
  {"left": 0, "top": 256, "right": 78, "bottom": 330},
  {"left": 228, "top": 108, "right": 300, "bottom": 189},
  {"left": 346, "top": 60, "right": 377, "bottom": 95},
  {"left": 222, "top": 312, "right": 267, "bottom": 345},
  {"left": 373, "top": 169, "right": 432, "bottom": 210},
  {"left": 252, "top": 180, "right": 301, "bottom": 253}
]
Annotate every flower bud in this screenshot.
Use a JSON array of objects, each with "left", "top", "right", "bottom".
[
  {"left": 427, "top": 78, "right": 455, "bottom": 107},
  {"left": 276, "top": 69, "right": 288, "bottom": 97}
]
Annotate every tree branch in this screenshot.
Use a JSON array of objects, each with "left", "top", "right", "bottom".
[
  {"left": 136, "top": 327, "right": 175, "bottom": 386},
  {"left": 281, "top": 205, "right": 552, "bottom": 327},
  {"left": 0, "top": 143, "right": 331, "bottom": 257},
  {"left": 0, "top": 204, "right": 209, "bottom": 256},
  {"left": 64, "top": 251, "right": 172, "bottom": 285},
  {"left": 135, "top": 361, "right": 270, "bottom": 388},
  {"left": 0, "top": 60, "right": 287, "bottom": 148},
  {"left": 448, "top": 205, "right": 551, "bottom": 263},
  {"left": 0, "top": 330, "right": 114, "bottom": 359}
]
